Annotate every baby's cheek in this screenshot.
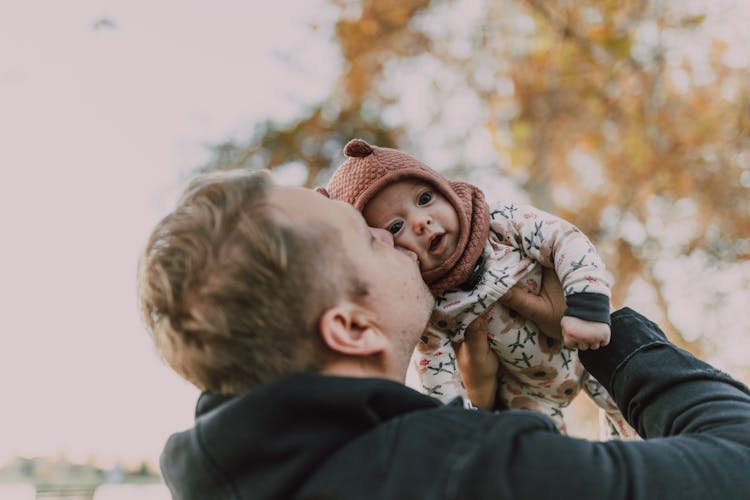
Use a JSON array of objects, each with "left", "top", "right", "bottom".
[{"left": 395, "top": 241, "right": 419, "bottom": 257}]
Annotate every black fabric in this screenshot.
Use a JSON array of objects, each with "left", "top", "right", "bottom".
[
  {"left": 161, "top": 308, "right": 750, "bottom": 500},
  {"left": 565, "top": 291, "right": 611, "bottom": 324}
]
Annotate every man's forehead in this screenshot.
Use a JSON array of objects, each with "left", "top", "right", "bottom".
[
  {"left": 332, "top": 197, "right": 370, "bottom": 233},
  {"left": 322, "top": 194, "right": 371, "bottom": 238}
]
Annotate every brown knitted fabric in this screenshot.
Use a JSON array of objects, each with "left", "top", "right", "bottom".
[{"left": 325, "top": 138, "right": 490, "bottom": 295}]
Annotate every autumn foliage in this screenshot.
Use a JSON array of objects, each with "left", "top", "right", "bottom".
[{"left": 203, "top": 0, "right": 750, "bottom": 381}]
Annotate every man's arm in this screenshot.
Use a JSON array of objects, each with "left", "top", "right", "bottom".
[
  {"left": 499, "top": 308, "right": 750, "bottom": 500},
  {"left": 454, "top": 313, "right": 499, "bottom": 410},
  {"left": 487, "top": 276, "right": 750, "bottom": 499},
  {"left": 580, "top": 309, "right": 750, "bottom": 438}
]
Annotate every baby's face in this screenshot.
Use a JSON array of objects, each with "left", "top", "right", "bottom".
[{"left": 363, "top": 179, "right": 459, "bottom": 272}]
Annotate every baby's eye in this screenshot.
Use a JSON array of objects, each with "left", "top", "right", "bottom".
[
  {"left": 388, "top": 221, "right": 404, "bottom": 234},
  {"left": 418, "top": 191, "right": 433, "bottom": 205}
]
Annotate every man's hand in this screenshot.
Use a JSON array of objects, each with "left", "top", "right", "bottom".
[
  {"left": 498, "top": 268, "right": 566, "bottom": 340},
  {"left": 455, "top": 313, "right": 499, "bottom": 410},
  {"left": 561, "top": 316, "right": 610, "bottom": 350}
]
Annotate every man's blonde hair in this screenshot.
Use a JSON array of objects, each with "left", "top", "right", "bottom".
[{"left": 138, "top": 170, "right": 350, "bottom": 394}]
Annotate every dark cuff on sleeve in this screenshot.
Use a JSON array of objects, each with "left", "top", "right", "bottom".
[
  {"left": 564, "top": 292, "right": 611, "bottom": 324},
  {"left": 579, "top": 307, "right": 669, "bottom": 393}
]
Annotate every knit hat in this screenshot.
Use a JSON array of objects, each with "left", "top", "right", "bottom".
[{"left": 320, "top": 138, "right": 490, "bottom": 295}]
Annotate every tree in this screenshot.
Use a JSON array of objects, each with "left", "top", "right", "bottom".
[{"left": 203, "top": 0, "right": 750, "bottom": 371}]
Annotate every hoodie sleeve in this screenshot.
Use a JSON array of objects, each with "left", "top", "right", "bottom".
[{"left": 454, "top": 308, "right": 750, "bottom": 500}]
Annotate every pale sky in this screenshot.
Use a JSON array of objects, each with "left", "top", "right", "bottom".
[{"left": 0, "top": 0, "right": 338, "bottom": 466}]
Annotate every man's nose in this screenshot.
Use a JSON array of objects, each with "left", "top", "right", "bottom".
[{"left": 370, "top": 227, "right": 394, "bottom": 246}]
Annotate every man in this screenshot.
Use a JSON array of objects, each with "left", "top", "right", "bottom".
[{"left": 138, "top": 169, "right": 750, "bottom": 499}]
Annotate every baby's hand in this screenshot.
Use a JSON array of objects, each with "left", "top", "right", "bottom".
[{"left": 560, "top": 316, "right": 610, "bottom": 351}]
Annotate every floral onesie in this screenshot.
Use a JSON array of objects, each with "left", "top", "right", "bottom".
[{"left": 412, "top": 201, "right": 638, "bottom": 439}]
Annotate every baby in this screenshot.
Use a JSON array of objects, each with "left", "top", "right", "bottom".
[{"left": 322, "top": 138, "right": 637, "bottom": 438}]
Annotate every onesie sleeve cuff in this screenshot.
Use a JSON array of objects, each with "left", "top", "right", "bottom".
[{"left": 564, "top": 292, "right": 611, "bottom": 324}]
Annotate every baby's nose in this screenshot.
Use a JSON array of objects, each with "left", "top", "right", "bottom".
[{"left": 412, "top": 215, "right": 432, "bottom": 234}]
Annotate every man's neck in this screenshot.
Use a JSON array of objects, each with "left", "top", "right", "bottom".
[{"left": 321, "top": 358, "right": 406, "bottom": 384}]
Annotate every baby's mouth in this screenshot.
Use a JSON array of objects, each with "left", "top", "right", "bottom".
[{"left": 428, "top": 233, "right": 444, "bottom": 253}]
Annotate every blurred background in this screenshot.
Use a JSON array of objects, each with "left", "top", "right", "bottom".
[{"left": 2, "top": 0, "right": 749, "bottom": 498}]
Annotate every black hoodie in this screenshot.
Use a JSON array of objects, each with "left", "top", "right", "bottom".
[{"left": 161, "top": 309, "right": 750, "bottom": 500}]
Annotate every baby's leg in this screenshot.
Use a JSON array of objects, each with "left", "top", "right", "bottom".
[
  {"left": 582, "top": 374, "right": 640, "bottom": 440},
  {"left": 410, "top": 329, "right": 467, "bottom": 403},
  {"left": 485, "top": 303, "right": 584, "bottom": 434},
  {"left": 499, "top": 374, "right": 569, "bottom": 433}
]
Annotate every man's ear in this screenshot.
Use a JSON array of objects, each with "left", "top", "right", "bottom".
[{"left": 319, "top": 303, "right": 387, "bottom": 356}]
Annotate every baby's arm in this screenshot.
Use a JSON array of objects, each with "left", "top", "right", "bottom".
[{"left": 489, "top": 202, "right": 611, "bottom": 349}]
